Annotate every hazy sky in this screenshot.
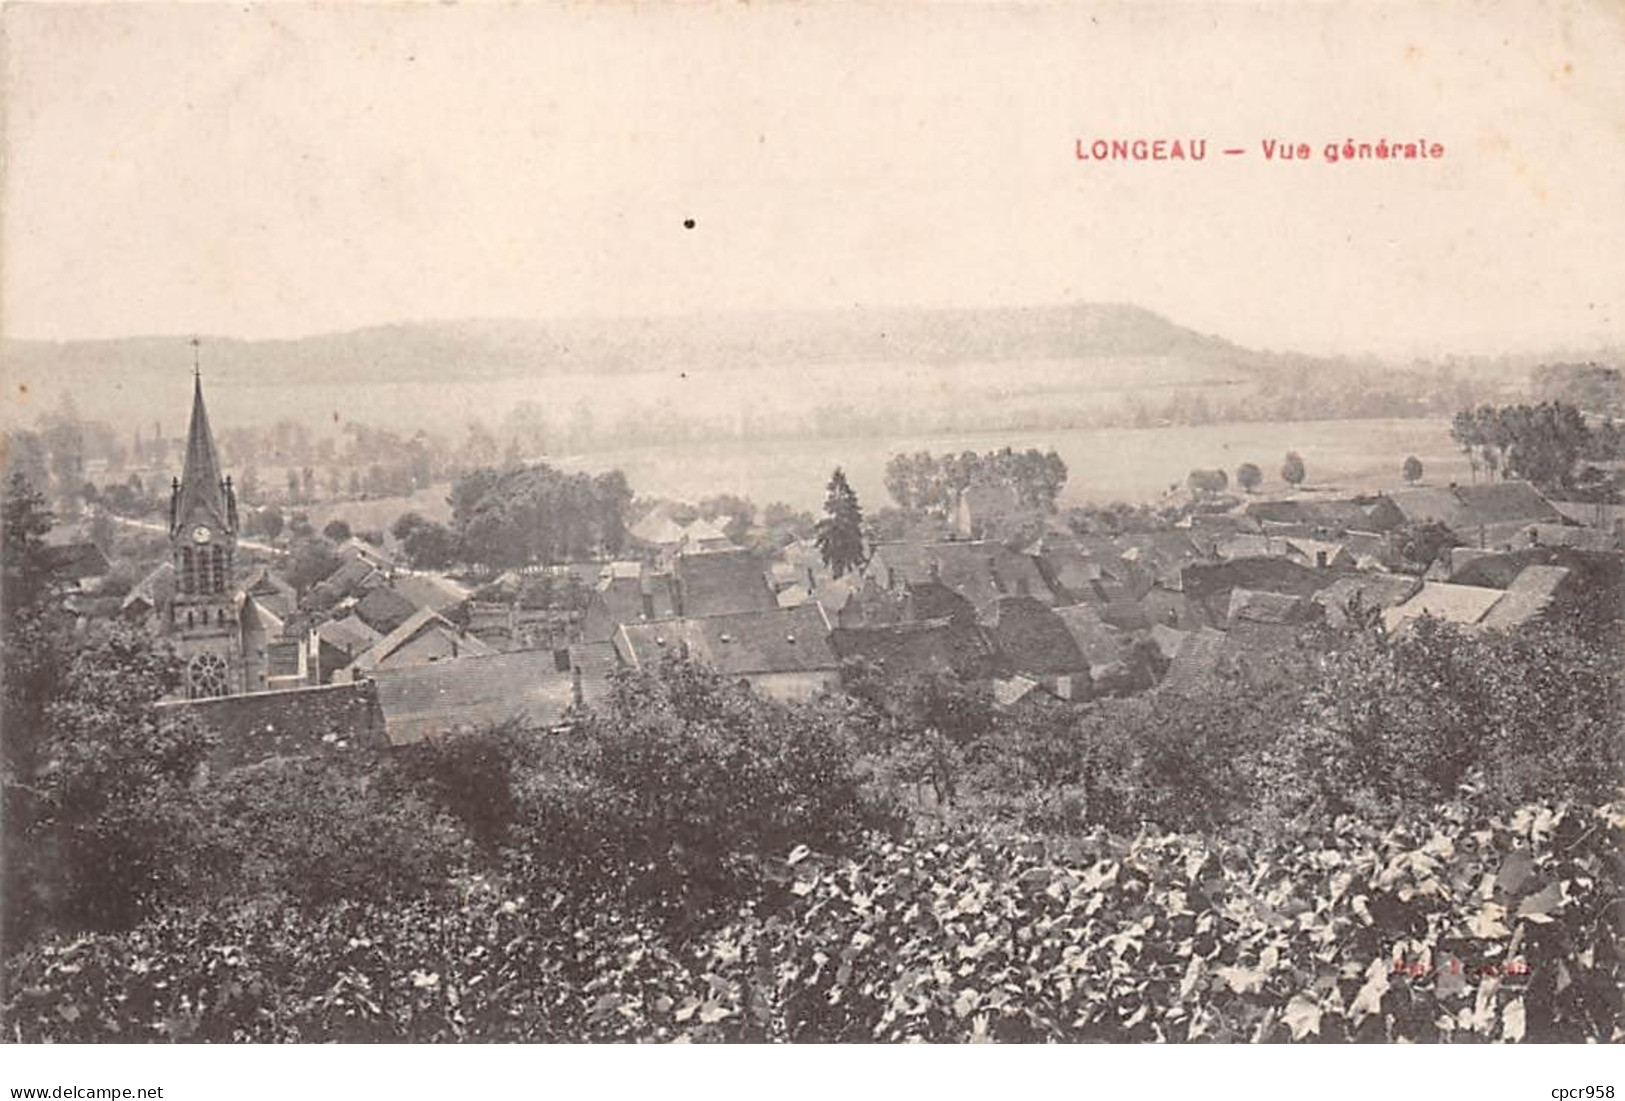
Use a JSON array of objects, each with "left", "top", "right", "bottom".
[{"left": 4, "top": 1, "right": 1622, "bottom": 357}]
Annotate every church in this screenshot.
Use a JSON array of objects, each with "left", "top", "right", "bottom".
[{"left": 131, "top": 368, "right": 305, "bottom": 699}]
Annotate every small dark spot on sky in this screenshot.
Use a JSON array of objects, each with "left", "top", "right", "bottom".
[
  {"left": 17, "top": 383, "right": 28, "bottom": 395},
  {"left": 683, "top": 218, "right": 696, "bottom": 230},
  {"left": 679, "top": 372, "right": 688, "bottom": 379},
  {"left": 332, "top": 410, "right": 341, "bottom": 422}
]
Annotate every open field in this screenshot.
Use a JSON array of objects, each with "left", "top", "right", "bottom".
[
  {"left": 549, "top": 416, "right": 1473, "bottom": 513},
  {"left": 260, "top": 417, "right": 1477, "bottom": 534}
]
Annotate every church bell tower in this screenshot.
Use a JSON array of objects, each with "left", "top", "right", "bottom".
[{"left": 168, "top": 340, "right": 242, "bottom": 698}]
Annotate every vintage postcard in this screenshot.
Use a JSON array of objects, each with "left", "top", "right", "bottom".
[{"left": 1, "top": 0, "right": 1621, "bottom": 1086}]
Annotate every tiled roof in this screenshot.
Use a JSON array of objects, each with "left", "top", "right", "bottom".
[
  {"left": 673, "top": 550, "right": 777, "bottom": 618},
  {"left": 993, "top": 675, "right": 1041, "bottom": 708},
  {"left": 1382, "top": 582, "right": 1507, "bottom": 632},
  {"left": 1148, "top": 622, "right": 1189, "bottom": 662},
  {"left": 351, "top": 608, "right": 493, "bottom": 674},
  {"left": 353, "top": 586, "right": 420, "bottom": 634},
  {"left": 372, "top": 649, "right": 579, "bottom": 746},
  {"left": 1478, "top": 566, "right": 1571, "bottom": 630},
  {"left": 1159, "top": 627, "right": 1228, "bottom": 693},
  {"left": 830, "top": 617, "right": 994, "bottom": 680},
  {"left": 1452, "top": 482, "right": 1564, "bottom": 526},
  {"left": 868, "top": 541, "right": 1054, "bottom": 606},
  {"left": 44, "top": 542, "right": 110, "bottom": 580},
  {"left": 1311, "top": 574, "right": 1422, "bottom": 629},
  {"left": 122, "top": 561, "right": 175, "bottom": 612},
  {"left": 629, "top": 512, "right": 688, "bottom": 546},
  {"left": 979, "top": 595, "right": 1089, "bottom": 677},
  {"left": 315, "top": 614, "right": 382, "bottom": 653},
  {"left": 1390, "top": 481, "right": 1563, "bottom": 533},
  {"left": 239, "top": 593, "right": 285, "bottom": 637},
  {"left": 1225, "top": 588, "right": 1313, "bottom": 627},
  {"left": 616, "top": 603, "right": 837, "bottom": 677},
  {"left": 392, "top": 573, "right": 472, "bottom": 614},
  {"left": 1053, "top": 602, "right": 1126, "bottom": 665},
  {"left": 567, "top": 640, "right": 621, "bottom": 702}
]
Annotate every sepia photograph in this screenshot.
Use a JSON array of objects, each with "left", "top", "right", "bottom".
[{"left": 1, "top": 0, "right": 1621, "bottom": 1084}]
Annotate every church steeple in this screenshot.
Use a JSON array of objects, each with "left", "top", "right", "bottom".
[{"left": 170, "top": 341, "right": 234, "bottom": 538}]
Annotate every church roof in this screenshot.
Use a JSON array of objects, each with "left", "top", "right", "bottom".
[{"left": 173, "top": 374, "right": 232, "bottom": 536}]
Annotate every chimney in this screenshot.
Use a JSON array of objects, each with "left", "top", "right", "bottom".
[
  {"left": 1316, "top": 550, "right": 1328, "bottom": 569},
  {"left": 571, "top": 663, "right": 583, "bottom": 708},
  {"left": 1529, "top": 527, "right": 1539, "bottom": 547}
]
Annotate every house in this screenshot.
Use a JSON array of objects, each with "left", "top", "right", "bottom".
[
  {"left": 978, "top": 595, "right": 1090, "bottom": 698},
  {"left": 1311, "top": 573, "right": 1423, "bottom": 630},
  {"left": 353, "top": 585, "right": 422, "bottom": 635},
  {"left": 1159, "top": 627, "right": 1229, "bottom": 693},
  {"left": 613, "top": 603, "right": 840, "bottom": 702},
  {"left": 679, "top": 517, "right": 735, "bottom": 554},
  {"left": 43, "top": 542, "right": 111, "bottom": 590},
  {"left": 836, "top": 577, "right": 977, "bottom": 629},
  {"left": 1381, "top": 581, "right": 1507, "bottom": 634},
  {"left": 829, "top": 616, "right": 995, "bottom": 682},
  {"left": 241, "top": 566, "right": 298, "bottom": 621},
  {"left": 312, "top": 614, "right": 383, "bottom": 681},
  {"left": 955, "top": 482, "right": 1041, "bottom": 540},
  {"left": 1451, "top": 547, "right": 1624, "bottom": 636},
  {"left": 1523, "top": 523, "right": 1620, "bottom": 552},
  {"left": 1388, "top": 481, "right": 1565, "bottom": 547},
  {"left": 580, "top": 566, "right": 678, "bottom": 643},
  {"left": 347, "top": 607, "right": 494, "bottom": 677},
  {"left": 121, "top": 561, "right": 175, "bottom": 619},
  {"left": 671, "top": 550, "right": 778, "bottom": 618},
  {"left": 371, "top": 649, "right": 584, "bottom": 746},
  {"left": 1148, "top": 622, "right": 1190, "bottom": 663},
  {"left": 336, "top": 536, "right": 395, "bottom": 571},
  {"left": 392, "top": 573, "right": 473, "bottom": 618},
  {"left": 240, "top": 593, "right": 310, "bottom": 692},
  {"left": 567, "top": 639, "right": 622, "bottom": 704},
  {"left": 1222, "top": 589, "right": 1320, "bottom": 671},
  {"left": 629, "top": 509, "right": 689, "bottom": 549},
  {"left": 1478, "top": 565, "right": 1573, "bottom": 631},
  {"left": 1052, "top": 602, "right": 1127, "bottom": 666},
  {"left": 304, "top": 556, "right": 385, "bottom": 611},
  {"left": 866, "top": 541, "right": 1054, "bottom": 606},
  {"left": 1177, "top": 559, "right": 1334, "bottom": 629}
]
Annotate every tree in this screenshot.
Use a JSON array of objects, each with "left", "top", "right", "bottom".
[
  {"left": 1402, "top": 455, "right": 1424, "bottom": 485},
  {"left": 3, "top": 473, "right": 58, "bottom": 625},
  {"left": 815, "top": 467, "right": 866, "bottom": 579},
  {"left": 259, "top": 505, "right": 285, "bottom": 541},
  {"left": 322, "top": 519, "right": 353, "bottom": 542},
  {"left": 1235, "top": 462, "right": 1263, "bottom": 494},
  {"left": 1186, "top": 468, "right": 1229, "bottom": 498},
  {"left": 1281, "top": 451, "right": 1307, "bottom": 487},
  {"left": 393, "top": 512, "right": 459, "bottom": 570}
]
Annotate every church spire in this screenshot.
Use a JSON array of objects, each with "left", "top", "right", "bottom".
[{"left": 171, "top": 340, "right": 233, "bottom": 537}]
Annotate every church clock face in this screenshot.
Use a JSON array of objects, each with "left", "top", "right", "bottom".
[{"left": 192, "top": 525, "right": 212, "bottom": 544}]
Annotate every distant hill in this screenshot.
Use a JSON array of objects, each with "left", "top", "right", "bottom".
[{"left": 4, "top": 303, "right": 1247, "bottom": 393}]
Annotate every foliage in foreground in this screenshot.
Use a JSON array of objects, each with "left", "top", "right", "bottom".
[{"left": 6, "top": 798, "right": 1619, "bottom": 1043}]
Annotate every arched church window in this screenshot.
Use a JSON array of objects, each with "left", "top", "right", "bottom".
[
  {"left": 187, "top": 653, "right": 229, "bottom": 699},
  {"left": 212, "top": 547, "right": 226, "bottom": 593},
  {"left": 186, "top": 611, "right": 195, "bottom": 628},
  {"left": 181, "top": 548, "right": 195, "bottom": 594}
]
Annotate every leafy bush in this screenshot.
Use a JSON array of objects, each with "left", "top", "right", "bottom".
[
  {"left": 505, "top": 659, "right": 899, "bottom": 934},
  {"left": 8, "top": 800, "right": 1618, "bottom": 1042}
]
